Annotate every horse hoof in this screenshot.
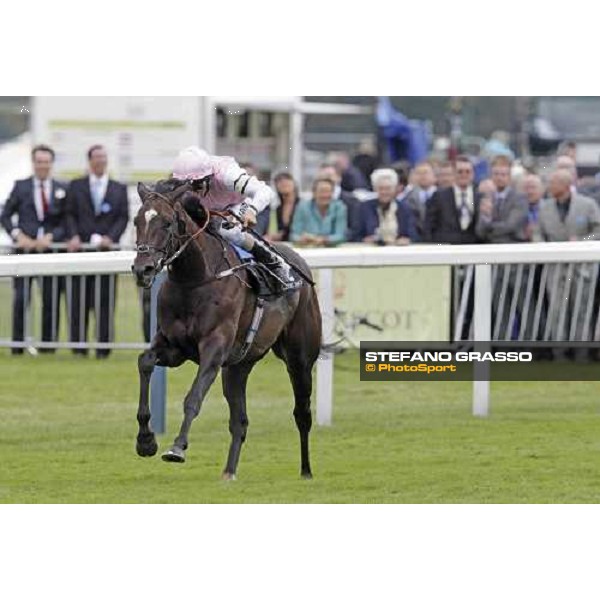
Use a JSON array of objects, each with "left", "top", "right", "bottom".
[
  {"left": 301, "top": 471, "right": 313, "bottom": 480},
  {"left": 161, "top": 447, "right": 186, "bottom": 463},
  {"left": 221, "top": 472, "right": 237, "bottom": 481},
  {"left": 136, "top": 435, "right": 158, "bottom": 457}
]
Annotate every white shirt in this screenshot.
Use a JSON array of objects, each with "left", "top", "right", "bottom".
[
  {"left": 88, "top": 173, "right": 110, "bottom": 246},
  {"left": 33, "top": 177, "right": 52, "bottom": 238},
  {"left": 89, "top": 173, "right": 109, "bottom": 211},
  {"left": 454, "top": 185, "right": 474, "bottom": 230},
  {"left": 454, "top": 185, "right": 474, "bottom": 213}
]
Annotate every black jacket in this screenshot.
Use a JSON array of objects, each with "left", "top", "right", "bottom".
[
  {"left": 66, "top": 176, "right": 129, "bottom": 242},
  {"left": 1, "top": 177, "right": 69, "bottom": 241},
  {"left": 424, "top": 186, "right": 482, "bottom": 244}
]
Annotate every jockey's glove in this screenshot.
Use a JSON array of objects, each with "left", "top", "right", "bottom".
[{"left": 238, "top": 202, "right": 258, "bottom": 217}]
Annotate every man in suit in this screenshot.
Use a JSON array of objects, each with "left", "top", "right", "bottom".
[
  {"left": 424, "top": 156, "right": 481, "bottom": 340},
  {"left": 485, "top": 153, "right": 526, "bottom": 223},
  {"left": 424, "top": 156, "right": 481, "bottom": 244},
  {"left": 65, "top": 145, "right": 129, "bottom": 358},
  {"left": 539, "top": 169, "right": 600, "bottom": 356},
  {"left": 518, "top": 174, "right": 548, "bottom": 343},
  {"left": 404, "top": 160, "right": 437, "bottom": 241},
  {"left": 475, "top": 156, "right": 529, "bottom": 340},
  {"left": 0, "top": 144, "right": 68, "bottom": 354},
  {"left": 522, "top": 174, "right": 545, "bottom": 243}
]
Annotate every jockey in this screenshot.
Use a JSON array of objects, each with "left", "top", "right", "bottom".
[{"left": 171, "top": 146, "right": 301, "bottom": 291}]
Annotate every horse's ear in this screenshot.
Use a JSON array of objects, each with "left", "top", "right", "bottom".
[{"left": 137, "top": 182, "right": 152, "bottom": 200}]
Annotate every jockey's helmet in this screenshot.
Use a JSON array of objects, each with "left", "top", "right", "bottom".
[{"left": 172, "top": 146, "right": 213, "bottom": 181}]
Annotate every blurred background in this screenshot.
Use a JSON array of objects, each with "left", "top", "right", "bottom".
[
  {"left": 1, "top": 95, "right": 600, "bottom": 354},
  {"left": 2, "top": 96, "right": 600, "bottom": 237}
]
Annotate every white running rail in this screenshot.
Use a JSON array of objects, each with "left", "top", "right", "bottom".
[{"left": 1, "top": 241, "right": 599, "bottom": 426}]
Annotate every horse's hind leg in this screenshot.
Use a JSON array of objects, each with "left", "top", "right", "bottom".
[
  {"left": 286, "top": 356, "right": 316, "bottom": 479},
  {"left": 275, "top": 288, "right": 321, "bottom": 478},
  {"left": 221, "top": 362, "right": 254, "bottom": 480}
]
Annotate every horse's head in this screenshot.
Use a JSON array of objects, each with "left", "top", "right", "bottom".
[{"left": 131, "top": 183, "right": 190, "bottom": 288}]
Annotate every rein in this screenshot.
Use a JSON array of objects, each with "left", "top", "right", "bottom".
[
  {"left": 161, "top": 207, "right": 211, "bottom": 269},
  {"left": 136, "top": 194, "right": 249, "bottom": 287}
]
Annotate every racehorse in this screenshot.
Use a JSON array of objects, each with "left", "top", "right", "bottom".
[{"left": 131, "top": 184, "right": 322, "bottom": 479}]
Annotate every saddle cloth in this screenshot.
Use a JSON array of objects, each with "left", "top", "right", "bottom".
[{"left": 231, "top": 243, "right": 254, "bottom": 261}]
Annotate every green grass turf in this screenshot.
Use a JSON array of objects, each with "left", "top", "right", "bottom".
[{"left": 1, "top": 349, "right": 600, "bottom": 503}]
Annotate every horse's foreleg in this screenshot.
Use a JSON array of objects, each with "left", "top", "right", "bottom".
[
  {"left": 162, "top": 337, "right": 227, "bottom": 464},
  {"left": 221, "top": 362, "right": 254, "bottom": 480},
  {"left": 136, "top": 336, "right": 186, "bottom": 457},
  {"left": 136, "top": 349, "right": 159, "bottom": 457}
]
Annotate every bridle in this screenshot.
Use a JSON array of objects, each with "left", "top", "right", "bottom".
[{"left": 135, "top": 193, "right": 213, "bottom": 272}]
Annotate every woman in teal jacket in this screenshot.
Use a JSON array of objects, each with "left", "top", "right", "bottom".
[{"left": 290, "top": 178, "right": 348, "bottom": 246}]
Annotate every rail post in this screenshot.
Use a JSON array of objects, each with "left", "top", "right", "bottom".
[
  {"left": 316, "top": 268, "right": 334, "bottom": 426},
  {"left": 473, "top": 263, "right": 492, "bottom": 416}
]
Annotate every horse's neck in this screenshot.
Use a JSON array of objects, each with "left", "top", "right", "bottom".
[{"left": 167, "top": 228, "right": 219, "bottom": 285}]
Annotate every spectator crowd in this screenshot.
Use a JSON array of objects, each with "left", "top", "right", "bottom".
[
  {"left": 3, "top": 140, "right": 600, "bottom": 358},
  {"left": 1, "top": 144, "right": 128, "bottom": 356}
]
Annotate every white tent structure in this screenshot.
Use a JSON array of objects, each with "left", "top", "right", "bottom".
[
  {"left": 0, "top": 133, "right": 32, "bottom": 247},
  {"left": 31, "top": 96, "right": 372, "bottom": 187}
]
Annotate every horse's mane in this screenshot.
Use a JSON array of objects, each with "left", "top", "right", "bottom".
[
  {"left": 150, "top": 179, "right": 208, "bottom": 228},
  {"left": 144, "top": 179, "right": 207, "bottom": 233},
  {"left": 154, "top": 178, "right": 191, "bottom": 200}
]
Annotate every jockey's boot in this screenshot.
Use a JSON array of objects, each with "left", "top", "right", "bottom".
[{"left": 250, "top": 239, "right": 303, "bottom": 292}]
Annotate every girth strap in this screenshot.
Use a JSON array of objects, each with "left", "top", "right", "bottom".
[{"left": 225, "top": 297, "right": 266, "bottom": 366}]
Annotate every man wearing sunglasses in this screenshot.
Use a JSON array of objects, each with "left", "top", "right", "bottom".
[
  {"left": 424, "top": 156, "right": 482, "bottom": 340},
  {"left": 424, "top": 156, "right": 481, "bottom": 244}
]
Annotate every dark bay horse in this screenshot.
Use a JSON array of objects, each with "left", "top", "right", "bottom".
[{"left": 131, "top": 184, "right": 322, "bottom": 479}]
